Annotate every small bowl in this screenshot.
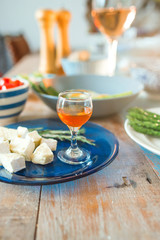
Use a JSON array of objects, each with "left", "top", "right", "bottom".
[
  {"left": 34, "top": 75, "right": 143, "bottom": 117},
  {"left": 61, "top": 56, "right": 109, "bottom": 75},
  {"left": 0, "top": 78, "right": 29, "bottom": 124}
]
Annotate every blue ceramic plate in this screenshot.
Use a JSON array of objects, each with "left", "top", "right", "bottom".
[{"left": 0, "top": 119, "right": 119, "bottom": 185}]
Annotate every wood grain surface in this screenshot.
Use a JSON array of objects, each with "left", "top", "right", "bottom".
[
  {"left": 35, "top": 115, "right": 160, "bottom": 240},
  {"left": 1, "top": 54, "right": 160, "bottom": 240},
  {"left": 0, "top": 184, "right": 40, "bottom": 240}
]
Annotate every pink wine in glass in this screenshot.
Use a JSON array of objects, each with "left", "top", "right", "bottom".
[{"left": 92, "top": 6, "right": 136, "bottom": 39}]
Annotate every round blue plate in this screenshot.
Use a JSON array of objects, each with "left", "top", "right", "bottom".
[{"left": 0, "top": 119, "right": 119, "bottom": 185}]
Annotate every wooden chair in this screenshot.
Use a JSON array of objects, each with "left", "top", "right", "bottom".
[{"left": 5, "top": 34, "right": 31, "bottom": 64}]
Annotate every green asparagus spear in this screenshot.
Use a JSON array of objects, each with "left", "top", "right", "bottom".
[
  {"left": 28, "top": 128, "right": 95, "bottom": 145},
  {"left": 128, "top": 107, "right": 160, "bottom": 121},
  {"left": 37, "top": 128, "right": 85, "bottom": 135},
  {"left": 128, "top": 116, "right": 160, "bottom": 131},
  {"left": 41, "top": 133, "right": 95, "bottom": 146},
  {"left": 46, "top": 87, "right": 59, "bottom": 96},
  {"left": 128, "top": 110, "right": 160, "bottom": 123},
  {"left": 39, "top": 81, "right": 48, "bottom": 94},
  {"left": 129, "top": 122, "right": 160, "bottom": 137},
  {"left": 29, "top": 80, "right": 42, "bottom": 93}
]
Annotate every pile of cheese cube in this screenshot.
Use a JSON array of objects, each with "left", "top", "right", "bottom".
[{"left": 0, "top": 126, "right": 57, "bottom": 173}]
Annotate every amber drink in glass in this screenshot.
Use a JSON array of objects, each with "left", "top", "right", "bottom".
[{"left": 57, "top": 90, "right": 93, "bottom": 165}]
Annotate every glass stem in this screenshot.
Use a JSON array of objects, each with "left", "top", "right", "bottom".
[
  {"left": 107, "top": 38, "right": 118, "bottom": 76},
  {"left": 70, "top": 128, "right": 78, "bottom": 150},
  {"left": 67, "top": 127, "right": 82, "bottom": 158}
]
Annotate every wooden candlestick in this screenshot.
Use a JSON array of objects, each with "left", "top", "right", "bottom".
[
  {"left": 35, "top": 9, "right": 56, "bottom": 74},
  {"left": 56, "top": 10, "right": 71, "bottom": 73}
]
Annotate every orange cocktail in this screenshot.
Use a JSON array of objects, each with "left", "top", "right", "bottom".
[
  {"left": 57, "top": 90, "right": 93, "bottom": 165},
  {"left": 57, "top": 106, "right": 92, "bottom": 128}
]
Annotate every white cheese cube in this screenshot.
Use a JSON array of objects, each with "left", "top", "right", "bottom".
[
  {"left": 1, "top": 153, "right": 26, "bottom": 173},
  {"left": 10, "top": 137, "right": 35, "bottom": 161},
  {"left": 31, "top": 143, "right": 53, "bottom": 165},
  {"left": 0, "top": 140, "right": 10, "bottom": 165},
  {"left": 0, "top": 127, "right": 17, "bottom": 141},
  {"left": 41, "top": 138, "right": 57, "bottom": 151},
  {"left": 26, "top": 131, "right": 42, "bottom": 148},
  {"left": 17, "top": 126, "right": 28, "bottom": 138},
  {"left": 0, "top": 140, "right": 10, "bottom": 154}
]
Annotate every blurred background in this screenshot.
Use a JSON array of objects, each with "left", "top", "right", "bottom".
[{"left": 1, "top": 0, "right": 160, "bottom": 75}]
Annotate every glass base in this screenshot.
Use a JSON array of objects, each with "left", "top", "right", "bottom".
[{"left": 57, "top": 147, "right": 92, "bottom": 165}]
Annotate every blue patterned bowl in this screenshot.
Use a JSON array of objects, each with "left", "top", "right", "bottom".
[{"left": 0, "top": 78, "right": 29, "bottom": 124}]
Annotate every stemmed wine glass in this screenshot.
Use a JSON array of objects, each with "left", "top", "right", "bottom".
[
  {"left": 91, "top": 0, "right": 136, "bottom": 76},
  {"left": 57, "top": 90, "right": 93, "bottom": 165}
]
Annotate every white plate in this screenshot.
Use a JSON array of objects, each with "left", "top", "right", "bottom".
[{"left": 124, "top": 107, "right": 160, "bottom": 156}]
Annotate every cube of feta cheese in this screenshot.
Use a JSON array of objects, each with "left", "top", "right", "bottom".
[
  {"left": 26, "top": 131, "right": 42, "bottom": 148},
  {"left": 0, "top": 140, "right": 10, "bottom": 165},
  {"left": 1, "top": 153, "right": 26, "bottom": 173},
  {"left": 17, "top": 126, "right": 29, "bottom": 138},
  {"left": 0, "top": 127, "right": 17, "bottom": 141},
  {"left": 41, "top": 138, "right": 57, "bottom": 151},
  {"left": 10, "top": 137, "right": 35, "bottom": 161},
  {"left": 31, "top": 143, "right": 53, "bottom": 165}
]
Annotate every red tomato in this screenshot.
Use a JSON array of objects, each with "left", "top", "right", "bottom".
[{"left": 0, "top": 78, "right": 24, "bottom": 90}]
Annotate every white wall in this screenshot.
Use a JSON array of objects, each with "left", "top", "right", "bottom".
[{"left": 0, "top": 0, "right": 97, "bottom": 51}]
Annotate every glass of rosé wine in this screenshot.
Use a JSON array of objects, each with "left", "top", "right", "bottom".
[
  {"left": 91, "top": 0, "right": 136, "bottom": 76},
  {"left": 57, "top": 90, "right": 93, "bottom": 165}
]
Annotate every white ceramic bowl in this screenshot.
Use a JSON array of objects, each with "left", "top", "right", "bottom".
[
  {"left": 35, "top": 75, "right": 143, "bottom": 117},
  {"left": 61, "top": 56, "right": 109, "bottom": 75},
  {"left": 0, "top": 78, "right": 29, "bottom": 124}
]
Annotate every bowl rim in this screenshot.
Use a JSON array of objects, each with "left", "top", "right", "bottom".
[
  {"left": 34, "top": 76, "right": 143, "bottom": 102},
  {"left": 0, "top": 78, "right": 29, "bottom": 93},
  {"left": 36, "top": 90, "right": 142, "bottom": 101},
  {"left": 61, "top": 56, "right": 108, "bottom": 63}
]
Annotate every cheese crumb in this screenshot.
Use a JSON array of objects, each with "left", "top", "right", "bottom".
[
  {"left": 10, "top": 137, "right": 35, "bottom": 161},
  {"left": 31, "top": 143, "right": 53, "bottom": 165},
  {"left": 26, "top": 131, "right": 42, "bottom": 148},
  {"left": 0, "top": 140, "right": 10, "bottom": 165},
  {"left": 17, "top": 126, "right": 28, "bottom": 138},
  {"left": 0, "top": 127, "right": 17, "bottom": 141},
  {"left": 41, "top": 138, "right": 57, "bottom": 151}
]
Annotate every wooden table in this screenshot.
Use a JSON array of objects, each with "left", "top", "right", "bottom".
[{"left": 1, "top": 54, "right": 160, "bottom": 240}]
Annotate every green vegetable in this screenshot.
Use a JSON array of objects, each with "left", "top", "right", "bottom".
[
  {"left": 129, "top": 122, "right": 160, "bottom": 137},
  {"left": 41, "top": 133, "right": 95, "bottom": 146},
  {"left": 93, "top": 91, "right": 133, "bottom": 100},
  {"left": 46, "top": 87, "right": 59, "bottom": 96},
  {"left": 29, "top": 128, "right": 85, "bottom": 135},
  {"left": 127, "top": 107, "right": 160, "bottom": 137},
  {"left": 128, "top": 107, "right": 160, "bottom": 121},
  {"left": 40, "top": 128, "right": 85, "bottom": 135},
  {"left": 128, "top": 116, "right": 160, "bottom": 131},
  {"left": 29, "top": 80, "right": 42, "bottom": 93},
  {"left": 29, "top": 128, "right": 95, "bottom": 146},
  {"left": 127, "top": 111, "right": 160, "bottom": 123},
  {"left": 29, "top": 81, "right": 59, "bottom": 96}
]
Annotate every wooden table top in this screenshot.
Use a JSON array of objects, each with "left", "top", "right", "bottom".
[{"left": 1, "top": 54, "right": 160, "bottom": 240}]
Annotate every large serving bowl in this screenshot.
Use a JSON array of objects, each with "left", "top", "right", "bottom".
[
  {"left": 35, "top": 75, "right": 143, "bottom": 117},
  {"left": 0, "top": 78, "right": 29, "bottom": 124}
]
